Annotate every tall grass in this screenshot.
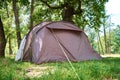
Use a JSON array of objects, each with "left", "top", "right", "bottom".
[{"left": 0, "top": 57, "right": 120, "bottom": 80}]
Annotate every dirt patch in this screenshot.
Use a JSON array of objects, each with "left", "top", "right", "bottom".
[
  {"left": 25, "top": 66, "right": 54, "bottom": 78},
  {"left": 101, "top": 54, "right": 120, "bottom": 58}
]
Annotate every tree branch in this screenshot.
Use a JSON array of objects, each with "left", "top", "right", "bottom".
[{"left": 40, "top": 0, "right": 66, "bottom": 9}]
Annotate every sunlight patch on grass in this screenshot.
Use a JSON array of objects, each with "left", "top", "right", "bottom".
[{"left": 25, "top": 66, "right": 54, "bottom": 78}]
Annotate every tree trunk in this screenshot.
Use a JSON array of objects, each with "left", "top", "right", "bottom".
[
  {"left": 98, "top": 32, "right": 104, "bottom": 54},
  {"left": 13, "top": 0, "right": 21, "bottom": 48},
  {"left": 62, "top": 0, "right": 82, "bottom": 23},
  {"left": 103, "top": 22, "right": 107, "bottom": 54},
  {"left": 62, "top": 6, "right": 74, "bottom": 23},
  {"left": 5, "top": 4, "right": 13, "bottom": 55},
  {"left": 97, "top": 32, "right": 100, "bottom": 54},
  {"left": 0, "top": 18, "right": 6, "bottom": 57},
  {"left": 40, "top": 0, "right": 82, "bottom": 23},
  {"left": 107, "top": 26, "right": 111, "bottom": 54},
  {"left": 9, "top": 37, "right": 13, "bottom": 55},
  {"left": 108, "top": 17, "right": 111, "bottom": 54},
  {"left": 29, "top": 0, "right": 34, "bottom": 30}
]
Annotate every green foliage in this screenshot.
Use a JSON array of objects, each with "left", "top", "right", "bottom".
[
  {"left": 33, "top": 1, "right": 62, "bottom": 25},
  {"left": 19, "top": 0, "right": 30, "bottom": 5},
  {"left": 0, "top": 0, "right": 119, "bottom": 55},
  {"left": 34, "top": 0, "right": 108, "bottom": 29},
  {"left": 0, "top": 57, "right": 120, "bottom": 80},
  {"left": 110, "top": 25, "right": 120, "bottom": 53}
]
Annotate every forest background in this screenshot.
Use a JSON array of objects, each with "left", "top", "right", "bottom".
[{"left": 0, "top": 0, "right": 120, "bottom": 57}]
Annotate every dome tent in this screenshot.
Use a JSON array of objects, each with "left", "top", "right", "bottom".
[{"left": 15, "top": 21, "right": 102, "bottom": 64}]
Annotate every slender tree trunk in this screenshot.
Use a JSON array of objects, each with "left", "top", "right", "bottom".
[
  {"left": 5, "top": 4, "right": 13, "bottom": 55},
  {"left": 103, "top": 22, "right": 107, "bottom": 54},
  {"left": 12, "top": 0, "right": 21, "bottom": 48},
  {"left": 90, "top": 32, "right": 94, "bottom": 48},
  {"left": 108, "top": 17, "right": 111, "bottom": 54},
  {"left": 29, "top": 0, "right": 34, "bottom": 30},
  {"left": 107, "top": 25, "right": 111, "bottom": 54},
  {"left": 98, "top": 40, "right": 100, "bottom": 54},
  {"left": 0, "top": 18, "right": 6, "bottom": 57},
  {"left": 9, "top": 37, "right": 13, "bottom": 55},
  {"left": 98, "top": 32, "right": 104, "bottom": 54},
  {"left": 97, "top": 32, "right": 100, "bottom": 54}
]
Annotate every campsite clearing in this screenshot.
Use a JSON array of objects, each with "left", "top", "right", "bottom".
[{"left": 0, "top": 56, "right": 120, "bottom": 80}]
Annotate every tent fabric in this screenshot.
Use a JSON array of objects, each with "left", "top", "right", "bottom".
[
  {"left": 16, "top": 21, "right": 102, "bottom": 64},
  {"left": 15, "top": 36, "right": 26, "bottom": 61}
]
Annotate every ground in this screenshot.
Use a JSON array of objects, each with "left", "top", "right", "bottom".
[
  {"left": 25, "top": 54, "right": 120, "bottom": 78},
  {"left": 26, "top": 66, "right": 54, "bottom": 78},
  {"left": 0, "top": 54, "right": 120, "bottom": 80},
  {"left": 101, "top": 54, "right": 120, "bottom": 57}
]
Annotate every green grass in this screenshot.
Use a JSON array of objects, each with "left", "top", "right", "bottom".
[{"left": 0, "top": 57, "right": 120, "bottom": 80}]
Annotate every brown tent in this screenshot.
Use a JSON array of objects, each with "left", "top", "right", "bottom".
[{"left": 15, "top": 21, "right": 102, "bottom": 64}]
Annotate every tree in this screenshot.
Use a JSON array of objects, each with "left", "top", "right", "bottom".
[
  {"left": 40, "top": 0, "right": 82, "bottom": 23},
  {"left": 0, "top": 0, "right": 14, "bottom": 55},
  {"left": 1, "top": 0, "right": 29, "bottom": 54},
  {"left": 111, "top": 25, "right": 120, "bottom": 53},
  {"left": 38, "top": 0, "right": 108, "bottom": 30},
  {"left": 12, "top": 0, "right": 21, "bottom": 48},
  {"left": 0, "top": 0, "right": 110, "bottom": 56},
  {"left": 29, "top": 0, "right": 34, "bottom": 30},
  {"left": 0, "top": 18, "right": 6, "bottom": 57},
  {"left": 5, "top": 2, "right": 13, "bottom": 55},
  {"left": 103, "top": 17, "right": 107, "bottom": 53}
]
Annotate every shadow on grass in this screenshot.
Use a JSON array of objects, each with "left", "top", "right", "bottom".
[{"left": 102, "top": 57, "right": 120, "bottom": 63}]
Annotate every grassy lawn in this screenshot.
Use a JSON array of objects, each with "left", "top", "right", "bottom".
[{"left": 0, "top": 57, "right": 120, "bottom": 80}]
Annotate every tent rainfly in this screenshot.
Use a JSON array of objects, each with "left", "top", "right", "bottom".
[{"left": 15, "top": 21, "right": 102, "bottom": 64}]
